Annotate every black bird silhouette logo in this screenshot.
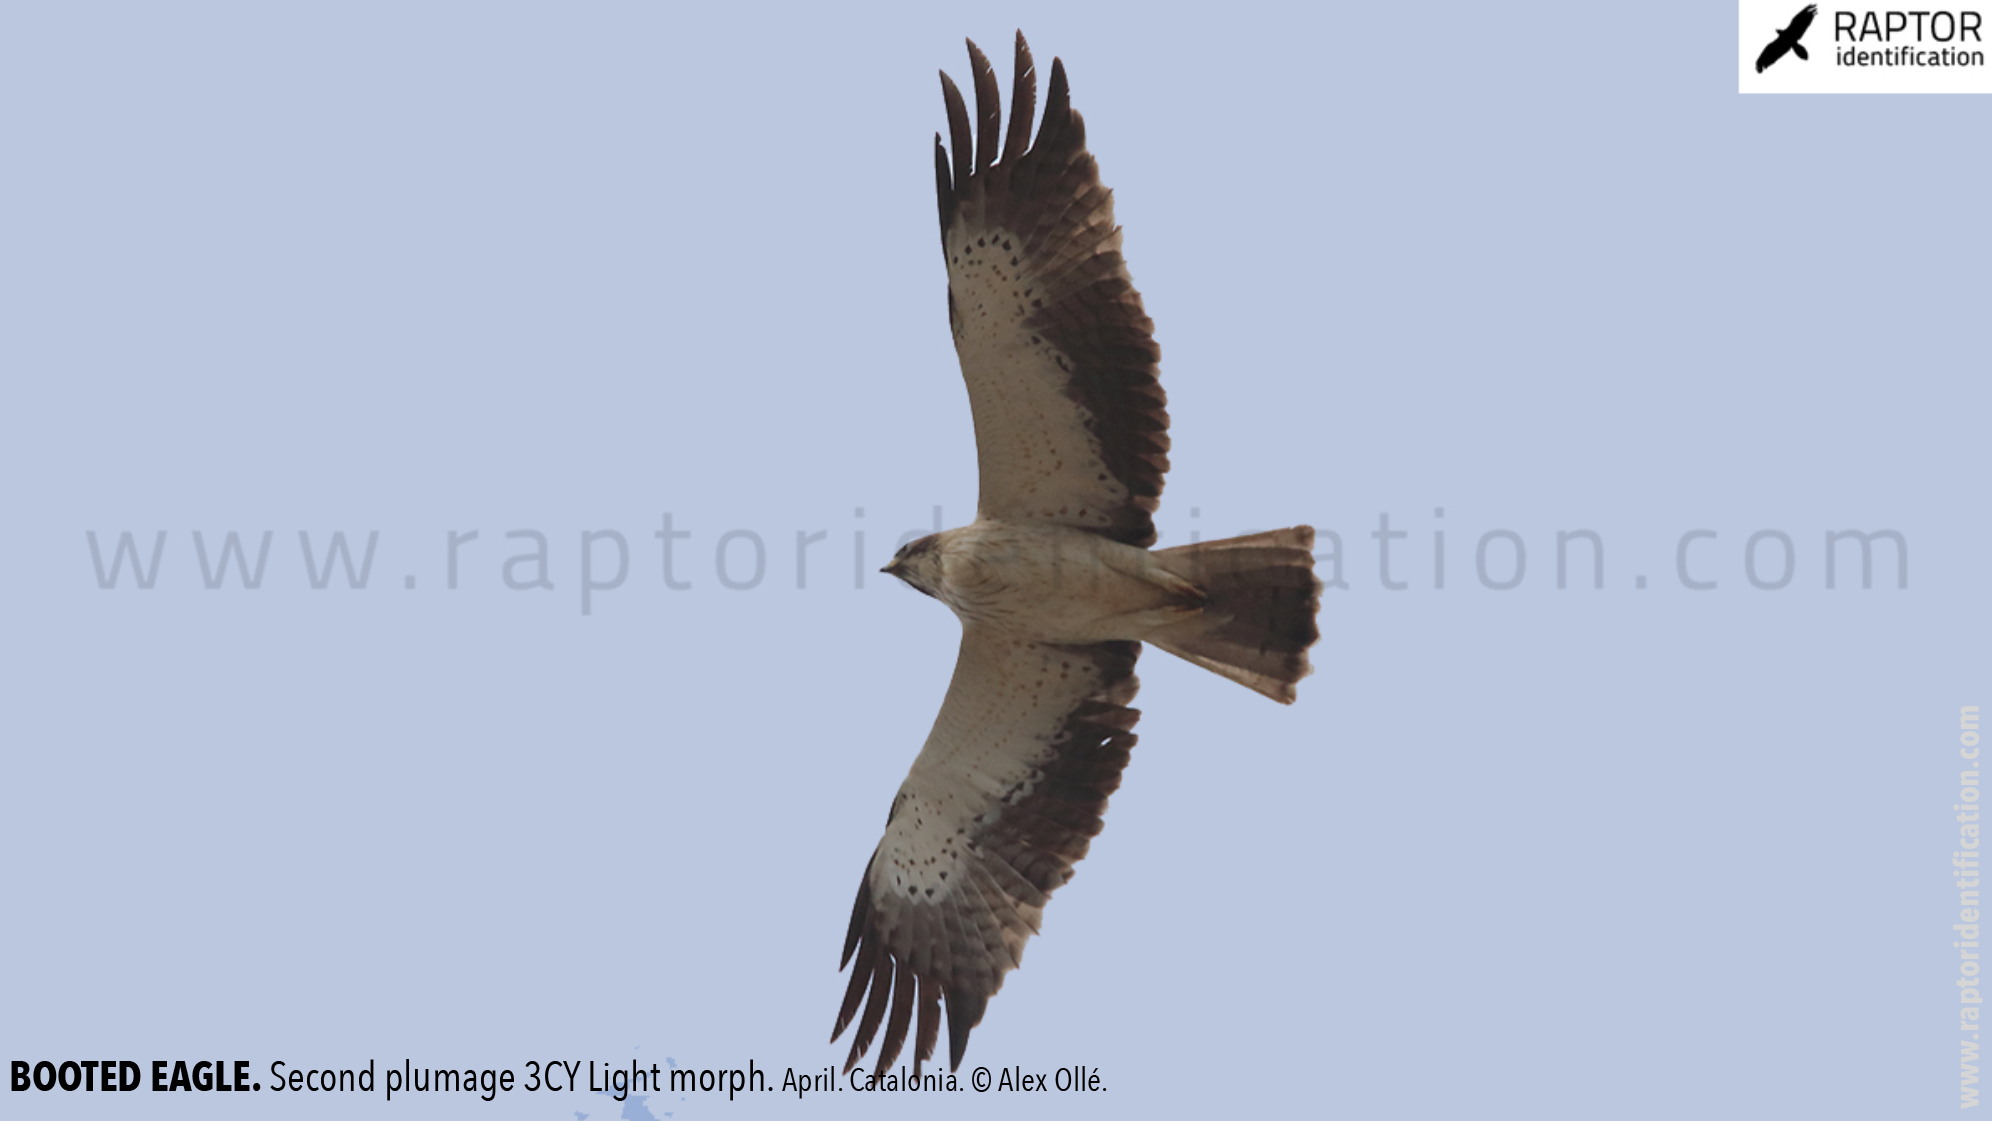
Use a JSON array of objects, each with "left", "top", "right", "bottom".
[{"left": 1757, "top": 4, "right": 1819, "bottom": 72}]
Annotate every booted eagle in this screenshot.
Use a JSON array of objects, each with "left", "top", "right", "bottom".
[{"left": 830, "top": 32, "right": 1322, "bottom": 1079}]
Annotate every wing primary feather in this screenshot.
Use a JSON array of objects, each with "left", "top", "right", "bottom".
[
  {"left": 831, "top": 920, "right": 879, "bottom": 1042},
  {"left": 967, "top": 39, "right": 1000, "bottom": 172},
  {"left": 1038, "top": 56, "right": 1071, "bottom": 150},
  {"left": 927, "top": 892, "right": 958, "bottom": 1016},
  {"left": 1002, "top": 31, "right": 1037, "bottom": 164},
  {"left": 876, "top": 956, "right": 918, "bottom": 1077},
  {"left": 934, "top": 134, "right": 954, "bottom": 228},
  {"left": 838, "top": 865, "right": 871, "bottom": 969},
  {"left": 939, "top": 71, "right": 973, "bottom": 197},
  {"left": 843, "top": 950, "right": 894, "bottom": 1074},
  {"left": 945, "top": 988, "right": 988, "bottom": 1072},
  {"left": 914, "top": 979, "right": 942, "bottom": 1080}
]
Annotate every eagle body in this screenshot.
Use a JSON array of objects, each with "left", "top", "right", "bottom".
[
  {"left": 890, "top": 520, "right": 1196, "bottom": 642},
  {"left": 828, "top": 33, "right": 1323, "bottom": 1080}
]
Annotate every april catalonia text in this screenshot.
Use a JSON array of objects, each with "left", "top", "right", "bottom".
[{"left": 781, "top": 1063, "right": 1102, "bottom": 1097}]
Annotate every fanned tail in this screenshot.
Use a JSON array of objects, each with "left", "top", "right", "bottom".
[{"left": 1148, "top": 527, "right": 1321, "bottom": 704}]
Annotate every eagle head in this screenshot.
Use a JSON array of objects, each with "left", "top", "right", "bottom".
[{"left": 881, "top": 534, "right": 944, "bottom": 600}]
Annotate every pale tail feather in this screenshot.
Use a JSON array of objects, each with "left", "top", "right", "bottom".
[{"left": 1147, "top": 526, "right": 1321, "bottom": 704}]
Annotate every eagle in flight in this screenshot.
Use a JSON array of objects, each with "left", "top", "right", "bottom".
[{"left": 830, "top": 32, "right": 1322, "bottom": 1079}]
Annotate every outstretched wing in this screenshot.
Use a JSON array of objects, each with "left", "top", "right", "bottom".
[
  {"left": 937, "top": 34, "right": 1170, "bottom": 548},
  {"left": 1789, "top": 4, "right": 1817, "bottom": 38},
  {"left": 831, "top": 631, "right": 1141, "bottom": 1077}
]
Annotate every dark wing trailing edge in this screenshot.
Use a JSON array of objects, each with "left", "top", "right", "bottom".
[
  {"left": 831, "top": 635, "right": 1141, "bottom": 1077},
  {"left": 934, "top": 32, "right": 1171, "bottom": 548}
]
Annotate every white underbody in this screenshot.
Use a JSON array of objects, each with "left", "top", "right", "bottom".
[{"left": 924, "top": 519, "right": 1193, "bottom": 644}]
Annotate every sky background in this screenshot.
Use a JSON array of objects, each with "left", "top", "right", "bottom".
[{"left": 2, "top": 3, "right": 1986, "bottom": 1119}]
